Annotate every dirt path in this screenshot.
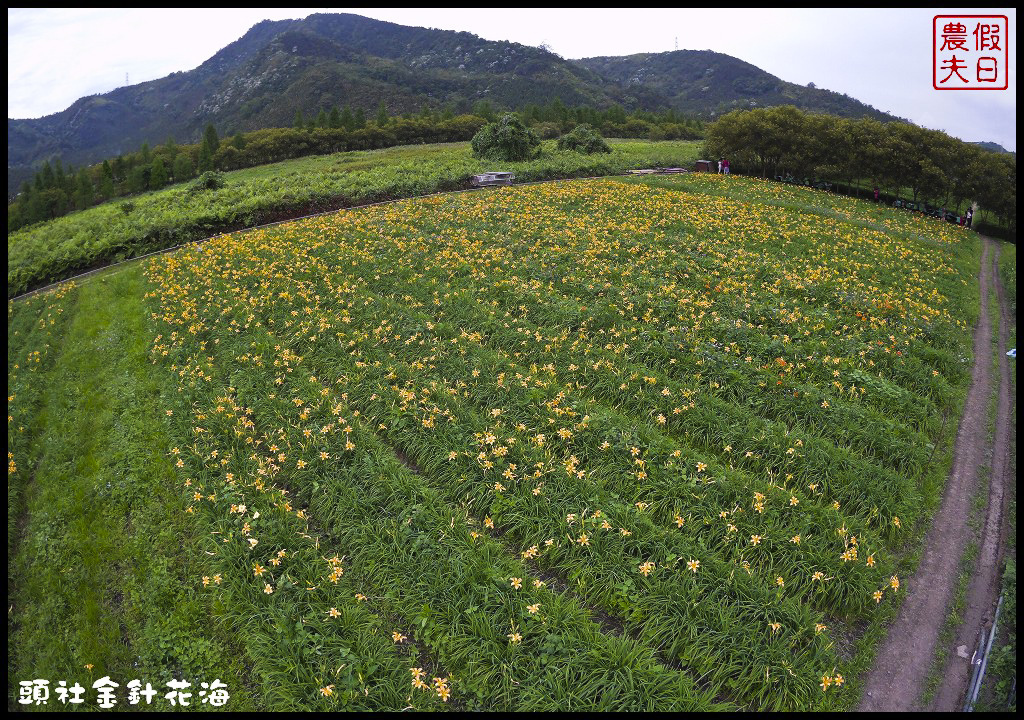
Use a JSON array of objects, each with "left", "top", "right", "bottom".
[
  {"left": 858, "top": 236, "right": 1015, "bottom": 711},
  {"left": 931, "top": 241, "right": 1016, "bottom": 711}
]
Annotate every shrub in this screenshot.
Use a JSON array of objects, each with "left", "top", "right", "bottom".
[
  {"left": 471, "top": 113, "right": 541, "bottom": 162},
  {"left": 188, "top": 171, "right": 226, "bottom": 194},
  {"left": 557, "top": 124, "right": 612, "bottom": 154}
]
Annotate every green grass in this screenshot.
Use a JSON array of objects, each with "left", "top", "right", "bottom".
[{"left": 7, "top": 269, "right": 257, "bottom": 710}]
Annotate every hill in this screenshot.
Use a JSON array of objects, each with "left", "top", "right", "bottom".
[
  {"left": 970, "top": 141, "right": 1010, "bottom": 154},
  {"left": 9, "top": 13, "right": 902, "bottom": 194},
  {"left": 573, "top": 50, "right": 898, "bottom": 122}
]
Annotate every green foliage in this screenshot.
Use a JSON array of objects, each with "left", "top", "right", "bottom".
[
  {"left": 197, "top": 142, "right": 214, "bottom": 173},
  {"left": 557, "top": 124, "right": 612, "bottom": 154},
  {"left": 188, "top": 170, "right": 226, "bottom": 194},
  {"left": 149, "top": 157, "right": 168, "bottom": 190},
  {"left": 202, "top": 123, "right": 220, "bottom": 155},
  {"left": 172, "top": 154, "right": 194, "bottom": 183},
  {"left": 704, "top": 105, "right": 1016, "bottom": 232},
  {"left": 74, "top": 169, "right": 94, "bottom": 210},
  {"left": 471, "top": 113, "right": 541, "bottom": 162}
]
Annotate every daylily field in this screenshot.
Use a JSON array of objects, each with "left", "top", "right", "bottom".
[{"left": 9, "top": 173, "right": 980, "bottom": 710}]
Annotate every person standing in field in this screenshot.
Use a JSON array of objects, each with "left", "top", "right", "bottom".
[
  {"left": 874, "top": 186, "right": 879, "bottom": 202},
  {"left": 718, "top": 159, "right": 723, "bottom": 174},
  {"left": 723, "top": 158, "right": 730, "bottom": 175},
  {"left": 965, "top": 207, "right": 973, "bottom": 229}
]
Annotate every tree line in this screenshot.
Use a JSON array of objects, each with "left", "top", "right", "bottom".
[{"left": 704, "top": 105, "right": 1015, "bottom": 233}]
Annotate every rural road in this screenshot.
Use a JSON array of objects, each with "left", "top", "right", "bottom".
[{"left": 858, "top": 235, "right": 1015, "bottom": 711}]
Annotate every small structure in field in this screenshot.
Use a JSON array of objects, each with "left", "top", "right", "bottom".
[
  {"left": 628, "top": 168, "right": 688, "bottom": 175},
  {"left": 694, "top": 160, "right": 715, "bottom": 172},
  {"left": 471, "top": 171, "right": 515, "bottom": 186}
]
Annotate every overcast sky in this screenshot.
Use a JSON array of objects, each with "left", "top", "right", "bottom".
[{"left": 7, "top": 7, "right": 1017, "bottom": 151}]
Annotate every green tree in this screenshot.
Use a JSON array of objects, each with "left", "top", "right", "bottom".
[
  {"left": 40, "top": 160, "right": 55, "bottom": 189},
  {"left": 376, "top": 101, "right": 389, "bottom": 127},
  {"left": 150, "top": 157, "right": 168, "bottom": 190},
  {"left": 127, "top": 165, "right": 149, "bottom": 194},
  {"left": 198, "top": 142, "right": 214, "bottom": 173},
  {"left": 173, "top": 154, "right": 194, "bottom": 182},
  {"left": 74, "top": 169, "right": 94, "bottom": 210},
  {"left": 471, "top": 113, "right": 541, "bottom": 161},
  {"left": 557, "top": 124, "right": 611, "bottom": 154},
  {"left": 203, "top": 123, "right": 220, "bottom": 155},
  {"left": 99, "top": 160, "right": 116, "bottom": 199},
  {"left": 294, "top": 109, "right": 305, "bottom": 130},
  {"left": 340, "top": 106, "right": 355, "bottom": 131}
]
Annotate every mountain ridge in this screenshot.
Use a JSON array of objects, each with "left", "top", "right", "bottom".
[{"left": 9, "top": 12, "right": 906, "bottom": 192}]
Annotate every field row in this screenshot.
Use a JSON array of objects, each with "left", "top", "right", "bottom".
[{"left": 139, "top": 177, "right": 977, "bottom": 708}]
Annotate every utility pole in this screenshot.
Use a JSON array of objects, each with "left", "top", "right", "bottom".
[{"left": 675, "top": 36, "right": 678, "bottom": 50}]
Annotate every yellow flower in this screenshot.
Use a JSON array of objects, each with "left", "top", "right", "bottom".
[
  {"left": 527, "top": 603, "right": 541, "bottom": 614},
  {"left": 264, "top": 583, "right": 274, "bottom": 594},
  {"left": 393, "top": 631, "right": 407, "bottom": 643},
  {"left": 750, "top": 535, "right": 762, "bottom": 546},
  {"left": 320, "top": 684, "right": 335, "bottom": 697},
  {"left": 873, "top": 590, "right": 884, "bottom": 603},
  {"left": 508, "top": 632, "right": 522, "bottom": 644},
  {"left": 687, "top": 559, "right": 700, "bottom": 573},
  {"left": 510, "top": 577, "right": 522, "bottom": 589},
  {"left": 639, "top": 561, "right": 655, "bottom": 576},
  {"left": 776, "top": 576, "right": 785, "bottom": 587},
  {"left": 890, "top": 575, "right": 900, "bottom": 591}
]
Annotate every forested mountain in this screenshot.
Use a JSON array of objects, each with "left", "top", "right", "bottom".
[
  {"left": 9, "top": 12, "right": 900, "bottom": 192},
  {"left": 573, "top": 50, "right": 898, "bottom": 122}
]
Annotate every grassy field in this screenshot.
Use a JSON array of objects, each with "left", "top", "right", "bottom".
[
  {"left": 8, "top": 172, "right": 981, "bottom": 710},
  {"left": 7, "top": 140, "right": 700, "bottom": 298}
]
